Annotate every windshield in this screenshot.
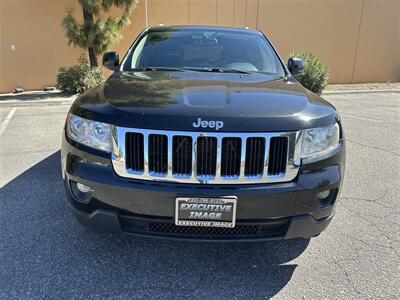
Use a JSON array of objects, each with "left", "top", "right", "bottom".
[{"left": 122, "top": 28, "right": 285, "bottom": 75}]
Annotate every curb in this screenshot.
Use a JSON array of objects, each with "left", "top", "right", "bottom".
[
  {"left": 0, "top": 98, "right": 75, "bottom": 107},
  {"left": 323, "top": 89, "right": 400, "bottom": 95}
]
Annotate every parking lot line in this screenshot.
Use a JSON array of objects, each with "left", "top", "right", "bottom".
[
  {"left": 340, "top": 113, "right": 384, "bottom": 123},
  {"left": 0, "top": 107, "right": 17, "bottom": 137}
]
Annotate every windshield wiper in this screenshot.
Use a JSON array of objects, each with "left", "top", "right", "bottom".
[
  {"left": 213, "top": 68, "right": 283, "bottom": 76},
  {"left": 183, "top": 67, "right": 254, "bottom": 74},
  {"left": 132, "top": 67, "right": 185, "bottom": 72},
  {"left": 219, "top": 68, "right": 255, "bottom": 74},
  {"left": 134, "top": 67, "right": 262, "bottom": 74}
]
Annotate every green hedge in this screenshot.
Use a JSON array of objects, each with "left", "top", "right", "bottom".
[
  {"left": 56, "top": 61, "right": 104, "bottom": 95},
  {"left": 291, "top": 52, "right": 329, "bottom": 94}
]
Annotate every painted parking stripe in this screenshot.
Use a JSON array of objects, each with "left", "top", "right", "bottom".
[
  {"left": 0, "top": 107, "right": 17, "bottom": 137},
  {"left": 340, "top": 113, "right": 383, "bottom": 123}
]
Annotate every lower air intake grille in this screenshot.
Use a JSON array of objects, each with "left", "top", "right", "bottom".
[
  {"left": 119, "top": 214, "right": 291, "bottom": 238},
  {"left": 268, "top": 137, "right": 288, "bottom": 175},
  {"left": 125, "top": 132, "right": 144, "bottom": 171},
  {"left": 149, "top": 222, "right": 261, "bottom": 236},
  {"left": 196, "top": 136, "right": 217, "bottom": 177},
  {"left": 149, "top": 134, "right": 168, "bottom": 174}
]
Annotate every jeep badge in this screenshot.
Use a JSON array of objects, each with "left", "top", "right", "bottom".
[{"left": 192, "top": 118, "right": 224, "bottom": 130}]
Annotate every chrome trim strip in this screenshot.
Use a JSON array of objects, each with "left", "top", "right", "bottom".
[
  {"left": 143, "top": 132, "right": 149, "bottom": 176},
  {"left": 238, "top": 137, "right": 247, "bottom": 180},
  {"left": 263, "top": 136, "right": 271, "bottom": 177},
  {"left": 111, "top": 127, "right": 301, "bottom": 184},
  {"left": 216, "top": 136, "right": 222, "bottom": 179},
  {"left": 166, "top": 132, "right": 173, "bottom": 179}
]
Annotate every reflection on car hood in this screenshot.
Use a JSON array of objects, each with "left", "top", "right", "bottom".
[{"left": 70, "top": 71, "right": 338, "bottom": 132}]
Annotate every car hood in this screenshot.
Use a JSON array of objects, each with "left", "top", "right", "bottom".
[{"left": 70, "top": 71, "right": 338, "bottom": 132}]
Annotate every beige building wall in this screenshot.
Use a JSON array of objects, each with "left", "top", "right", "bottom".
[
  {"left": 352, "top": 0, "right": 400, "bottom": 83},
  {"left": 257, "top": 0, "right": 364, "bottom": 84},
  {"left": 0, "top": 0, "right": 146, "bottom": 93},
  {"left": 0, "top": 0, "right": 399, "bottom": 93},
  {"left": 0, "top": 0, "right": 81, "bottom": 93}
]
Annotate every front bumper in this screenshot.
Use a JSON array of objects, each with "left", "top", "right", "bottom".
[
  {"left": 62, "top": 131, "right": 345, "bottom": 241},
  {"left": 68, "top": 202, "right": 334, "bottom": 241}
]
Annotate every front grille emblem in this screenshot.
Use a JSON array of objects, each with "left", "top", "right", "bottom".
[{"left": 192, "top": 117, "right": 224, "bottom": 130}]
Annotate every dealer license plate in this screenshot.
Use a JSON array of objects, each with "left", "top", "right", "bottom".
[{"left": 175, "top": 197, "right": 237, "bottom": 228}]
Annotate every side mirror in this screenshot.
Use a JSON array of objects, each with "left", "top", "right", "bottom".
[
  {"left": 102, "top": 51, "right": 120, "bottom": 71},
  {"left": 288, "top": 57, "right": 305, "bottom": 76}
]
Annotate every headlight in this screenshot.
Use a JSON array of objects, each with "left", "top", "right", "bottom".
[
  {"left": 301, "top": 123, "right": 340, "bottom": 163},
  {"left": 66, "top": 114, "right": 112, "bottom": 152}
]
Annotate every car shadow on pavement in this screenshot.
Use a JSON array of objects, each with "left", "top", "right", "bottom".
[{"left": 0, "top": 151, "right": 310, "bottom": 299}]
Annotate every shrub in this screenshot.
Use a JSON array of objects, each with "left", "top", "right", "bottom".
[
  {"left": 291, "top": 51, "right": 329, "bottom": 94},
  {"left": 56, "top": 60, "right": 104, "bottom": 95}
]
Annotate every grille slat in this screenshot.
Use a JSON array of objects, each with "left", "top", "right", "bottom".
[
  {"left": 221, "top": 137, "right": 241, "bottom": 177},
  {"left": 245, "top": 137, "right": 266, "bottom": 177},
  {"left": 125, "top": 132, "right": 144, "bottom": 172},
  {"left": 121, "top": 130, "right": 296, "bottom": 184},
  {"left": 173, "top": 136, "right": 192, "bottom": 175},
  {"left": 268, "top": 137, "right": 288, "bottom": 176},
  {"left": 149, "top": 134, "right": 168, "bottom": 174},
  {"left": 197, "top": 137, "right": 217, "bottom": 177}
]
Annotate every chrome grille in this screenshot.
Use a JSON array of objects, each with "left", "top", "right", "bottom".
[{"left": 112, "top": 127, "right": 302, "bottom": 184}]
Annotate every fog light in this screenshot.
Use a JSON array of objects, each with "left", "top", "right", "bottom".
[
  {"left": 77, "top": 182, "right": 92, "bottom": 193},
  {"left": 317, "top": 190, "right": 330, "bottom": 200},
  {"left": 70, "top": 181, "right": 93, "bottom": 203}
]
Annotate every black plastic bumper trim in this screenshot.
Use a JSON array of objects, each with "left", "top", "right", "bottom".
[
  {"left": 69, "top": 203, "right": 121, "bottom": 233},
  {"left": 284, "top": 213, "right": 334, "bottom": 239},
  {"left": 68, "top": 202, "right": 333, "bottom": 241}
]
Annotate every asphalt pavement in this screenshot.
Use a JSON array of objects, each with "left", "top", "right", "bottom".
[{"left": 0, "top": 91, "right": 399, "bottom": 299}]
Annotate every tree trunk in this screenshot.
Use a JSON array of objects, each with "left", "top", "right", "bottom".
[
  {"left": 88, "top": 47, "right": 98, "bottom": 67},
  {"left": 82, "top": 5, "right": 98, "bottom": 67}
]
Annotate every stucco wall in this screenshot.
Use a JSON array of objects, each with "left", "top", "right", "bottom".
[
  {"left": 0, "top": 0, "right": 146, "bottom": 92},
  {"left": 0, "top": 0, "right": 399, "bottom": 93}
]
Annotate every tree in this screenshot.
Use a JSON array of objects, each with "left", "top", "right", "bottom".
[{"left": 63, "top": 0, "right": 139, "bottom": 67}]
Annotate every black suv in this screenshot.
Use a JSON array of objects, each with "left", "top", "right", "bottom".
[{"left": 62, "top": 26, "right": 345, "bottom": 241}]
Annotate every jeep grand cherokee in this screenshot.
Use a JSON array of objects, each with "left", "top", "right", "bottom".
[{"left": 61, "top": 26, "right": 345, "bottom": 241}]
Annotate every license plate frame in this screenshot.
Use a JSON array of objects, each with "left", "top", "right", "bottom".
[{"left": 175, "top": 197, "right": 237, "bottom": 228}]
